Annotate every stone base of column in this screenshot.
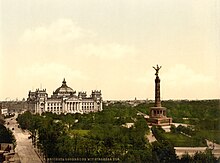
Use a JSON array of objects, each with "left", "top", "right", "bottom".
[
  {"left": 146, "top": 106, "right": 172, "bottom": 126},
  {"left": 146, "top": 117, "right": 172, "bottom": 126}
]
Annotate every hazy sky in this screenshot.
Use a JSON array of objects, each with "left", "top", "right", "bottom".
[{"left": 0, "top": 0, "right": 220, "bottom": 100}]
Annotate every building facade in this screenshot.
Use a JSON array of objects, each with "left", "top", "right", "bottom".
[
  {"left": 0, "top": 108, "right": 8, "bottom": 116},
  {"left": 27, "top": 79, "right": 103, "bottom": 114}
]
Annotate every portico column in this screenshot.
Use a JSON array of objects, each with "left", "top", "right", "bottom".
[
  {"left": 67, "top": 103, "right": 68, "bottom": 112},
  {"left": 73, "top": 102, "right": 75, "bottom": 112},
  {"left": 79, "top": 102, "right": 82, "bottom": 112},
  {"left": 69, "top": 103, "right": 71, "bottom": 112},
  {"left": 76, "top": 102, "right": 79, "bottom": 112},
  {"left": 62, "top": 102, "right": 65, "bottom": 113},
  {"left": 64, "top": 102, "right": 67, "bottom": 113},
  {"left": 34, "top": 103, "right": 36, "bottom": 114},
  {"left": 75, "top": 102, "right": 77, "bottom": 112}
]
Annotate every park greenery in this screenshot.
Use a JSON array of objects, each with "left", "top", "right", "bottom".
[
  {"left": 16, "top": 100, "right": 220, "bottom": 162},
  {"left": 136, "top": 100, "right": 220, "bottom": 122},
  {"left": 0, "top": 122, "right": 16, "bottom": 147},
  {"left": 17, "top": 103, "right": 154, "bottom": 162},
  {"left": 136, "top": 99, "right": 220, "bottom": 144},
  {"left": 167, "top": 125, "right": 207, "bottom": 147}
]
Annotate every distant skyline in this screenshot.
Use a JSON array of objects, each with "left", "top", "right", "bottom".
[{"left": 1, "top": 0, "right": 220, "bottom": 100}]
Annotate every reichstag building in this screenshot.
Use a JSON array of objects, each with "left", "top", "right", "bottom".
[{"left": 27, "top": 79, "right": 102, "bottom": 114}]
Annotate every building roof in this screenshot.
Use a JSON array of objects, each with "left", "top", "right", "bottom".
[
  {"left": 54, "top": 79, "right": 75, "bottom": 95},
  {"left": 47, "top": 98, "right": 62, "bottom": 102}
]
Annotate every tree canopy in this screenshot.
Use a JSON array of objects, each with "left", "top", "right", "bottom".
[{"left": 16, "top": 100, "right": 220, "bottom": 162}]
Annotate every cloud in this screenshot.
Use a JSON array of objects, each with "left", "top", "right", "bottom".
[
  {"left": 17, "top": 63, "right": 87, "bottom": 80},
  {"left": 163, "top": 64, "right": 214, "bottom": 87},
  {"left": 19, "top": 18, "right": 137, "bottom": 60},
  {"left": 161, "top": 64, "right": 216, "bottom": 99},
  {"left": 20, "top": 18, "right": 92, "bottom": 43},
  {"left": 15, "top": 63, "right": 90, "bottom": 95},
  {"left": 75, "top": 43, "right": 137, "bottom": 59},
  {"left": 134, "top": 64, "right": 217, "bottom": 99}
]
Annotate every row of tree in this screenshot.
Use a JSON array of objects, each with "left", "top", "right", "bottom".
[
  {"left": 135, "top": 99, "right": 220, "bottom": 122},
  {"left": 0, "top": 122, "right": 16, "bottom": 147},
  {"left": 0, "top": 124, "right": 16, "bottom": 145},
  {"left": 151, "top": 125, "right": 219, "bottom": 162},
  {"left": 16, "top": 101, "right": 220, "bottom": 162},
  {"left": 17, "top": 104, "right": 154, "bottom": 162}
]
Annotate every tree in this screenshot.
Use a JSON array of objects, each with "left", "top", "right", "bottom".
[
  {"left": 170, "top": 125, "right": 177, "bottom": 133},
  {"left": 179, "top": 153, "right": 193, "bottom": 163},
  {"left": 38, "top": 118, "right": 65, "bottom": 157},
  {"left": 193, "top": 149, "right": 218, "bottom": 163},
  {"left": 0, "top": 124, "right": 16, "bottom": 147},
  {"left": 152, "top": 140, "right": 177, "bottom": 163},
  {"left": 17, "top": 111, "right": 33, "bottom": 130}
]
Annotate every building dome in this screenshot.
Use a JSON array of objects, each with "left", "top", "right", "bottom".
[{"left": 53, "top": 79, "right": 76, "bottom": 97}]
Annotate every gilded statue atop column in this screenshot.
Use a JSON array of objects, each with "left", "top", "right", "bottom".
[{"left": 153, "top": 64, "right": 162, "bottom": 77}]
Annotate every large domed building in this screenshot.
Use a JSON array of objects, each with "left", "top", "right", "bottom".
[
  {"left": 27, "top": 79, "right": 103, "bottom": 114},
  {"left": 52, "top": 79, "right": 76, "bottom": 98}
]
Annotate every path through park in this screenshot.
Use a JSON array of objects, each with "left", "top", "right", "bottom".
[{"left": 5, "top": 114, "right": 42, "bottom": 163}]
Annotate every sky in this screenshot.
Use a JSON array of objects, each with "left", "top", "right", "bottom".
[{"left": 0, "top": 0, "right": 220, "bottom": 101}]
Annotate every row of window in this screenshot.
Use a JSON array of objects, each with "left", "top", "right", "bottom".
[
  {"left": 82, "top": 102, "right": 94, "bottom": 106},
  {"left": 47, "top": 102, "right": 95, "bottom": 106},
  {"left": 47, "top": 107, "right": 62, "bottom": 109},
  {"left": 152, "top": 110, "right": 165, "bottom": 115},
  {"left": 46, "top": 106, "right": 96, "bottom": 110},
  {"left": 82, "top": 105, "right": 94, "bottom": 109},
  {"left": 66, "top": 102, "right": 94, "bottom": 106},
  {"left": 43, "top": 108, "right": 95, "bottom": 114},
  {"left": 46, "top": 109, "right": 94, "bottom": 113},
  {"left": 47, "top": 103, "right": 62, "bottom": 106},
  {"left": 47, "top": 108, "right": 61, "bottom": 112}
]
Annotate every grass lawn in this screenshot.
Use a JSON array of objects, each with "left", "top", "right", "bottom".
[
  {"left": 69, "top": 130, "right": 90, "bottom": 136},
  {"left": 198, "top": 130, "right": 220, "bottom": 144},
  {"left": 172, "top": 118, "right": 199, "bottom": 125},
  {"left": 164, "top": 132, "right": 206, "bottom": 147}
]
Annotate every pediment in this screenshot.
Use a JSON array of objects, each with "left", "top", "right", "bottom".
[{"left": 66, "top": 96, "right": 80, "bottom": 101}]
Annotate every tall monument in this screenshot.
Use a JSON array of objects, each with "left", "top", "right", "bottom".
[
  {"left": 153, "top": 65, "right": 162, "bottom": 107},
  {"left": 147, "top": 65, "right": 172, "bottom": 126}
]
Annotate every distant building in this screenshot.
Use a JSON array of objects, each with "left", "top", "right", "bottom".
[
  {"left": 27, "top": 79, "right": 103, "bottom": 114},
  {"left": 0, "top": 101, "right": 27, "bottom": 114},
  {"left": 0, "top": 108, "right": 8, "bottom": 116}
]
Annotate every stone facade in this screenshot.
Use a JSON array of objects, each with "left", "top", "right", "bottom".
[
  {"left": 27, "top": 79, "right": 103, "bottom": 114},
  {"left": 0, "top": 108, "right": 8, "bottom": 116}
]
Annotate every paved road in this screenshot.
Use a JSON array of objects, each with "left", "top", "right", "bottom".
[
  {"left": 175, "top": 147, "right": 207, "bottom": 157},
  {"left": 206, "top": 140, "right": 220, "bottom": 158},
  {"left": 5, "top": 114, "right": 42, "bottom": 163},
  {"left": 146, "top": 131, "right": 156, "bottom": 143}
]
